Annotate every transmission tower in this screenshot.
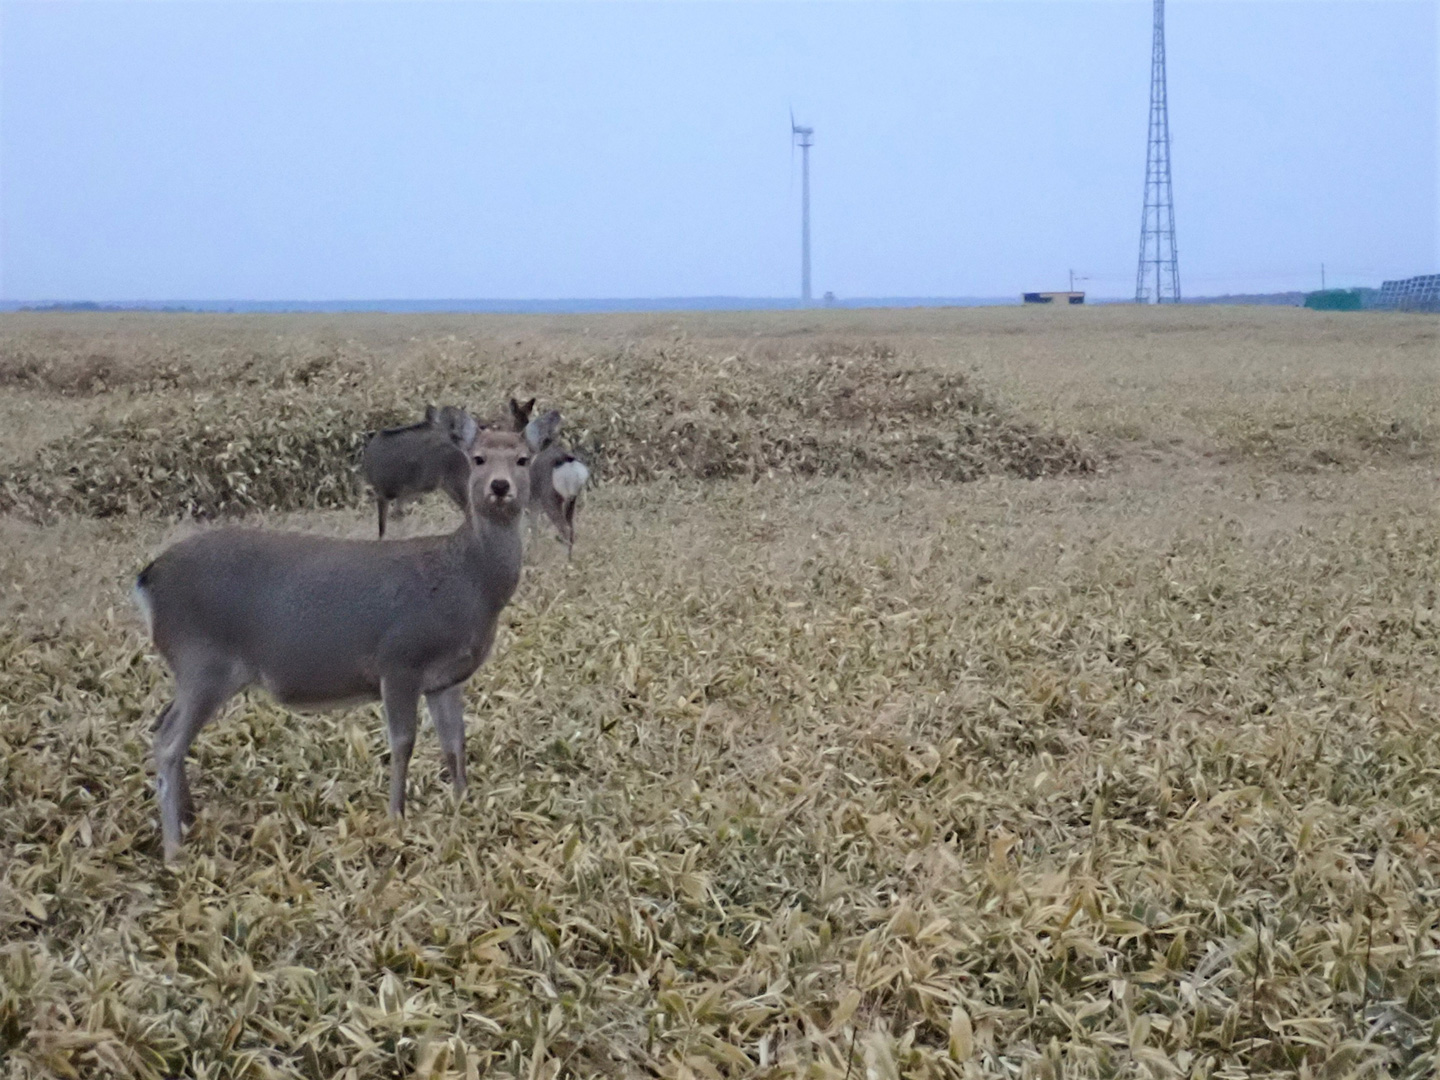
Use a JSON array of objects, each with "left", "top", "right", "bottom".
[
  {"left": 791, "top": 111, "right": 814, "bottom": 304},
  {"left": 1135, "top": 0, "right": 1180, "bottom": 303}
]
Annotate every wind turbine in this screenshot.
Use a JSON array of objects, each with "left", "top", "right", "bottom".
[{"left": 790, "top": 110, "right": 814, "bottom": 305}]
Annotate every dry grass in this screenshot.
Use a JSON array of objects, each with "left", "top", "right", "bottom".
[
  {"left": 1, "top": 308, "right": 1438, "bottom": 1079},
  {"left": 0, "top": 337, "right": 1091, "bottom": 521}
]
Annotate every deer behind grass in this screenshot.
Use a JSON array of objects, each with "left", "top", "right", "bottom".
[
  {"left": 134, "top": 429, "right": 533, "bottom": 862},
  {"left": 362, "top": 404, "right": 479, "bottom": 538},
  {"left": 522, "top": 409, "right": 590, "bottom": 558}
]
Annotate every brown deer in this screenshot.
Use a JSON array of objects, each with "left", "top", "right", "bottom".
[{"left": 134, "top": 429, "right": 532, "bottom": 861}]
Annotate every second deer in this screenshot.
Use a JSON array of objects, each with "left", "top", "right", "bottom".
[
  {"left": 361, "top": 404, "right": 479, "bottom": 538},
  {"left": 521, "top": 408, "right": 590, "bottom": 558}
]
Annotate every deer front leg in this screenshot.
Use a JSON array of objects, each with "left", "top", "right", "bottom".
[
  {"left": 426, "top": 684, "right": 468, "bottom": 797},
  {"left": 381, "top": 676, "right": 421, "bottom": 817}
]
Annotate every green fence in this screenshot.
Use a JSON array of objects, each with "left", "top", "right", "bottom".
[{"left": 1304, "top": 289, "right": 1369, "bottom": 311}]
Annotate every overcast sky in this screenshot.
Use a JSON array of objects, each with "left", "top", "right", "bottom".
[{"left": 1, "top": 1, "right": 1434, "bottom": 301}]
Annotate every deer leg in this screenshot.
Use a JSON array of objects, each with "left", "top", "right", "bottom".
[
  {"left": 150, "top": 702, "right": 191, "bottom": 824},
  {"left": 377, "top": 496, "right": 389, "bottom": 539},
  {"left": 381, "top": 675, "right": 421, "bottom": 817},
  {"left": 425, "top": 684, "right": 467, "bottom": 797},
  {"left": 563, "top": 498, "right": 578, "bottom": 560},
  {"left": 153, "top": 661, "right": 244, "bottom": 862},
  {"left": 544, "top": 494, "right": 568, "bottom": 547}
]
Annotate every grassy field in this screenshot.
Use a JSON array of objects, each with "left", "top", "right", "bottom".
[{"left": 1, "top": 306, "right": 1437, "bottom": 1079}]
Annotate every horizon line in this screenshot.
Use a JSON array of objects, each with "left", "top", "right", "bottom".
[{"left": 0, "top": 291, "right": 1315, "bottom": 314}]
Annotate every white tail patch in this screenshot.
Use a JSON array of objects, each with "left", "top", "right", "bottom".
[
  {"left": 133, "top": 578, "right": 155, "bottom": 638},
  {"left": 552, "top": 459, "right": 589, "bottom": 500}
]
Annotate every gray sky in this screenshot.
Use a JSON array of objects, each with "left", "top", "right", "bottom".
[{"left": 1, "top": 1, "right": 1434, "bottom": 301}]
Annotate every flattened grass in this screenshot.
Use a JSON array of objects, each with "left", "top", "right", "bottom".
[{"left": 1, "top": 309, "right": 1437, "bottom": 1079}]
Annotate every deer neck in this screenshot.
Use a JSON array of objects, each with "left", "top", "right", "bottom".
[{"left": 452, "top": 511, "right": 524, "bottom": 612}]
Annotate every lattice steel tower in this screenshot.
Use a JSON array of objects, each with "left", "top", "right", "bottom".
[{"left": 1135, "top": 0, "right": 1180, "bottom": 303}]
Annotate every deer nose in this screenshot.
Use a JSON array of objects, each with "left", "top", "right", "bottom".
[{"left": 490, "top": 477, "right": 511, "bottom": 498}]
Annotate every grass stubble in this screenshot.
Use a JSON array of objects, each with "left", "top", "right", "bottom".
[{"left": 0, "top": 307, "right": 1437, "bottom": 1079}]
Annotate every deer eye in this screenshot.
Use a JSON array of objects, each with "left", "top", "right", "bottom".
[
  {"left": 516, "top": 456, "right": 530, "bottom": 467},
  {"left": 472, "top": 455, "right": 486, "bottom": 466}
]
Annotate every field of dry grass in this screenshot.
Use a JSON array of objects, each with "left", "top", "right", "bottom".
[{"left": 1, "top": 306, "right": 1437, "bottom": 1079}]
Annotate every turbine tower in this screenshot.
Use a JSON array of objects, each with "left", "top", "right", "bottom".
[
  {"left": 1135, "top": 0, "right": 1180, "bottom": 303},
  {"left": 791, "top": 112, "right": 814, "bottom": 305}
]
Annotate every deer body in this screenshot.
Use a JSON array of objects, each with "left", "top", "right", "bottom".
[
  {"left": 362, "top": 405, "right": 479, "bottom": 538},
  {"left": 136, "top": 431, "right": 530, "bottom": 861},
  {"left": 522, "top": 409, "right": 590, "bottom": 556}
]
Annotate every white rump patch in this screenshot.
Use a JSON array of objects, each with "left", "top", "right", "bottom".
[
  {"left": 552, "top": 459, "right": 590, "bottom": 500},
  {"left": 133, "top": 580, "right": 155, "bottom": 638}
]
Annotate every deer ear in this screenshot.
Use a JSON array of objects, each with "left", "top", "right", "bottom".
[
  {"left": 524, "top": 409, "right": 564, "bottom": 453},
  {"left": 425, "top": 404, "right": 439, "bottom": 424},
  {"left": 509, "top": 396, "right": 536, "bottom": 428},
  {"left": 523, "top": 413, "right": 552, "bottom": 452},
  {"left": 459, "top": 414, "right": 480, "bottom": 451}
]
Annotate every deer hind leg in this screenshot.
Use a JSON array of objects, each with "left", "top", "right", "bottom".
[
  {"left": 563, "top": 497, "right": 578, "bottom": 559},
  {"left": 150, "top": 702, "right": 190, "bottom": 826},
  {"left": 153, "top": 659, "right": 246, "bottom": 862},
  {"left": 542, "top": 492, "right": 568, "bottom": 547},
  {"left": 426, "top": 684, "right": 468, "bottom": 797},
  {"left": 381, "top": 675, "right": 422, "bottom": 817}
]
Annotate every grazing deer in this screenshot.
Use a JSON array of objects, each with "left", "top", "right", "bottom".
[
  {"left": 522, "top": 409, "right": 591, "bottom": 558},
  {"left": 362, "top": 405, "right": 479, "bottom": 538},
  {"left": 134, "top": 429, "right": 532, "bottom": 861}
]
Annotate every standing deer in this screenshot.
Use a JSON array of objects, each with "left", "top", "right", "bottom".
[
  {"left": 522, "top": 409, "right": 590, "bottom": 558},
  {"left": 362, "top": 404, "right": 479, "bottom": 538},
  {"left": 134, "top": 429, "right": 532, "bottom": 861}
]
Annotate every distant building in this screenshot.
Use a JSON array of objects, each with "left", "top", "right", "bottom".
[
  {"left": 1372, "top": 275, "right": 1440, "bottom": 312},
  {"left": 1022, "top": 291, "right": 1085, "bottom": 305},
  {"left": 823, "top": 291, "right": 837, "bottom": 307}
]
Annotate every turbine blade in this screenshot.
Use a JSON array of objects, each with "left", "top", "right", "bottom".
[{"left": 789, "top": 112, "right": 796, "bottom": 192}]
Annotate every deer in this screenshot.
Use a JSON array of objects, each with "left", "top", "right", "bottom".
[
  {"left": 361, "top": 404, "right": 480, "bottom": 538},
  {"left": 133, "top": 428, "right": 532, "bottom": 862},
  {"left": 521, "top": 408, "right": 591, "bottom": 558}
]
